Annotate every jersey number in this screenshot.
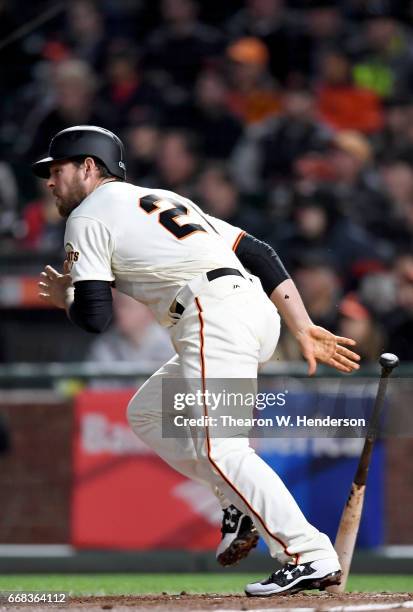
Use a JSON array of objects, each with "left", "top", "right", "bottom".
[{"left": 139, "top": 194, "right": 206, "bottom": 240}]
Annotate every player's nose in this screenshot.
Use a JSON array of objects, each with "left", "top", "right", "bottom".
[{"left": 47, "top": 176, "right": 55, "bottom": 189}]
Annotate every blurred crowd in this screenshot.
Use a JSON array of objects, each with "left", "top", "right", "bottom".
[{"left": 1, "top": 0, "right": 413, "bottom": 362}]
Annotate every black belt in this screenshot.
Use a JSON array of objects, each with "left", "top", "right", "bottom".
[
  {"left": 206, "top": 267, "right": 244, "bottom": 282},
  {"left": 173, "top": 268, "right": 244, "bottom": 316}
]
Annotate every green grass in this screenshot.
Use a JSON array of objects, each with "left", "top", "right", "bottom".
[{"left": 0, "top": 574, "right": 411, "bottom": 596}]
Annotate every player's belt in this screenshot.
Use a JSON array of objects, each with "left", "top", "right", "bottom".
[
  {"left": 206, "top": 267, "right": 244, "bottom": 282},
  {"left": 172, "top": 268, "right": 244, "bottom": 316}
]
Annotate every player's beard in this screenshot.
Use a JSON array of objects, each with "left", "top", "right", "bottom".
[{"left": 55, "top": 175, "right": 88, "bottom": 219}]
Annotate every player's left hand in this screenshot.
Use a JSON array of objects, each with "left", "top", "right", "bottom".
[
  {"left": 296, "top": 325, "right": 360, "bottom": 376},
  {"left": 38, "top": 263, "right": 73, "bottom": 310}
]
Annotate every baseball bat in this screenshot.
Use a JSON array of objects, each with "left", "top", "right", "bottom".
[{"left": 327, "top": 352, "right": 399, "bottom": 593}]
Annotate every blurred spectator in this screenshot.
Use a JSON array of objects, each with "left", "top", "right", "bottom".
[
  {"left": 232, "top": 88, "right": 330, "bottom": 193},
  {"left": 372, "top": 96, "right": 413, "bottom": 160},
  {"left": 146, "top": 130, "right": 199, "bottom": 198},
  {"left": 304, "top": 2, "right": 350, "bottom": 76},
  {"left": 86, "top": 291, "right": 174, "bottom": 368},
  {"left": 358, "top": 268, "right": 397, "bottom": 318},
  {"left": 327, "top": 131, "right": 392, "bottom": 238},
  {"left": 197, "top": 164, "right": 267, "bottom": 238},
  {"left": 183, "top": 70, "right": 244, "bottom": 159},
  {"left": 225, "top": 37, "right": 282, "bottom": 125},
  {"left": 226, "top": 0, "right": 310, "bottom": 83},
  {"left": 102, "top": 45, "right": 164, "bottom": 129},
  {"left": 293, "top": 255, "right": 341, "bottom": 330},
  {"left": 62, "top": 0, "right": 108, "bottom": 70},
  {"left": 260, "top": 88, "right": 330, "bottom": 181},
  {"left": 352, "top": 12, "right": 413, "bottom": 98},
  {"left": 379, "top": 157, "right": 413, "bottom": 247},
  {"left": 18, "top": 180, "right": 65, "bottom": 252},
  {"left": 275, "top": 188, "right": 383, "bottom": 288},
  {"left": 24, "top": 59, "right": 112, "bottom": 162},
  {"left": 338, "top": 293, "right": 384, "bottom": 362},
  {"left": 385, "top": 253, "right": 413, "bottom": 360},
  {"left": 316, "top": 49, "right": 383, "bottom": 133},
  {"left": 144, "top": 0, "right": 222, "bottom": 90},
  {"left": 125, "top": 121, "right": 161, "bottom": 184},
  {"left": 0, "top": 158, "right": 18, "bottom": 244}
]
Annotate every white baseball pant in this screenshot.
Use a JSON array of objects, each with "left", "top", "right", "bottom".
[{"left": 127, "top": 272, "right": 337, "bottom": 564}]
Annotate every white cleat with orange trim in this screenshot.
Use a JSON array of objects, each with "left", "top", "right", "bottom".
[{"left": 245, "top": 558, "right": 342, "bottom": 596}]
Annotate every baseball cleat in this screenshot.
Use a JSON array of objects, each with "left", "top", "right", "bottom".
[
  {"left": 216, "top": 505, "right": 259, "bottom": 567},
  {"left": 245, "top": 558, "right": 342, "bottom": 596}
]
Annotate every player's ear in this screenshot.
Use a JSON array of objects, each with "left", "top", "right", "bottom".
[{"left": 83, "top": 157, "right": 96, "bottom": 177}]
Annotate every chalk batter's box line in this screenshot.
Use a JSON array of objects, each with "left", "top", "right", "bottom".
[{"left": 212, "top": 600, "right": 413, "bottom": 612}]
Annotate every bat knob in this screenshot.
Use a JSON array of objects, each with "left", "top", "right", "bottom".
[{"left": 379, "top": 353, "right": 399, "bottom": 371}]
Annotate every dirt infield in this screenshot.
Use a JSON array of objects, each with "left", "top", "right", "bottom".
[{"left": 6, "top": 591, "right": 412, "bottom": 611}]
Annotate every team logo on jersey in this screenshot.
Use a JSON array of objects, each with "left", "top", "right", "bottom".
[{"left": 65, "top": 242, "right": 80, "bottom": 270}]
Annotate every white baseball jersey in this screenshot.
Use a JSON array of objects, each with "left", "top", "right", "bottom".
[
  {"left": 65, "top": 181, "right": 337, "bottom": 568},
  {"left": 64, "top": 182, "right": 246, "bottom": 326}
]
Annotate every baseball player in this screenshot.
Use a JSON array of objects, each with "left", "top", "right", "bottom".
[{"left": 35, "top": 126, "right": 360, "bottom": 596}]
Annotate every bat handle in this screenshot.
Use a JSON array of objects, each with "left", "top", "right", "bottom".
[{"left": 354, "top": 369, "right": 390, "bottom": 486}]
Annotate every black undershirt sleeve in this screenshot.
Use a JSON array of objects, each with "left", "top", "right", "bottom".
[
  {"left": 235, "top": 233, "right": 290, "bottom": 296},
  {"left": 68, "top": 280, "right": 113, "bottom": 334}
]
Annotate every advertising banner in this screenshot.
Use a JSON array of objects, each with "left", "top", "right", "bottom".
[
  {"left": 71, "top": 389, "right": 221, "bottom": 549},
  {"left": 71, "top": 387, "right": 383, "bottom": 549}
]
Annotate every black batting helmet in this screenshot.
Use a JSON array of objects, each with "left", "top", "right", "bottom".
[{"left": 32, "top": 125, "right": 126, "bottom": 180}]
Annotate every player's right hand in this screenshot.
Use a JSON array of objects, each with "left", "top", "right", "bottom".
[
  {"left": 38, "top": 264, "right": 73, "bottom": 310},
  {"left": 297, "top": 325, "right": 360, "bottom": 376}
]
